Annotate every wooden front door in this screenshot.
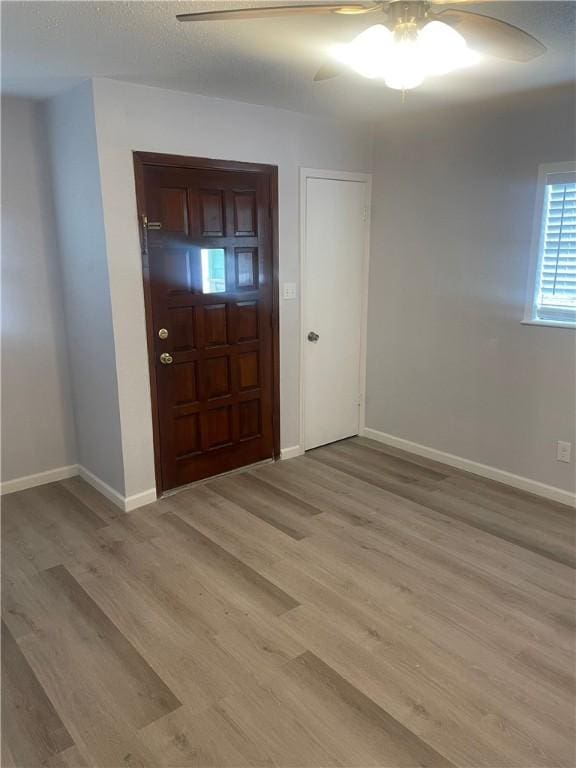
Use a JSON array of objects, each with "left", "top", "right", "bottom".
[{"left": 134, "top": 153, "right": 279, "bottom": 493}]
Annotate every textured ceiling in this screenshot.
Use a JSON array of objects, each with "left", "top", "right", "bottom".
[{"left": 2, "top": 1, "right": 575, "bottom": 119}]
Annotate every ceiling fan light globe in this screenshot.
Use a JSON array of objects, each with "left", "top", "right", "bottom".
[
  {"left": 418, "top": 20, "right": 480, "bottom": 75},
  {"left": 384, "top": 37, "right": 425, "bottom": 90},
  {"left": 332, "top": 24, "right": 392, "bottom": 78},
  {"left": 384, "top": 70, "right": 425, "bottom": 89}
]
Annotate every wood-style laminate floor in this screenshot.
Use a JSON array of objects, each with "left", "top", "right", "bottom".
[{"left": 2, "top": 437, "right": 575, "bottom": 767}]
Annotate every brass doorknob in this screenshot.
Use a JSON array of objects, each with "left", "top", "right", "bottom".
[{"left": 160, "top": 352, "right": 173, "bottom": 365}]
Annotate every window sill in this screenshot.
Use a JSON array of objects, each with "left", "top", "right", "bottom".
[{"left": 521, "top": 319, "right": 576, "bottom": 330}]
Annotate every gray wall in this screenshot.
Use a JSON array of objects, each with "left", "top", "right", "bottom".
[
  {"left": 91, "top": 77, "right": 373, "bottom": 496},
  {"left": 5, "top": 80, "right": 573, "bottom": 498},
  {"left": 1, "top": 96, "right": 76, "bottom": 481},
  {"left": 44, "top": 81, "right": 125, "bottom": 494},
  {"left": 367, "top": 85, "right": 576, "bottom": 493}
]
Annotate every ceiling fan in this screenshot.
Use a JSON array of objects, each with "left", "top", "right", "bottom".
[{"left": 176, "top": 1, "right": 546, "bottom": 91}]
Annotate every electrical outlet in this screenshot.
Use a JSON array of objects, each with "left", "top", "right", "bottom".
[{"left": 556, "top": 441, "right": 572, "bottom": 463}]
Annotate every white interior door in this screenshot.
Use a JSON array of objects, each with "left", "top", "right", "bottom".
[{"left": 303, "top": 173, "right": 369, "bottom": 451}]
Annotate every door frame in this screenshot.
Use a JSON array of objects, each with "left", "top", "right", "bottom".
[
  {"left": 133, "top": 151, "right": 281, "bottom": 495},
  {"left": 299, "top": 167, "right": 372, "bottom": 453}
]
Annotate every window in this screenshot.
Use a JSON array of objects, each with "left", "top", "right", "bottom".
[
  {"left": 524, "top": 162, "right": 576, "bottom": 327},
  {"left": 201, "top": 248, "right": 226, "bottom": 294}
]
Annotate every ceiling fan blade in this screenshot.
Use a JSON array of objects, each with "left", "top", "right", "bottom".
[
  {"left": 435, "top": 10, "right": 546, "bottom": 62},
  {"left": 177, "top": 4, "right": 379, "bottom": 22},
  {"left": 429, "top": 0, "right": 501, "bottom": 4},
  {"left": 314, "top": 60, "right": 347, "bottom": 81}
]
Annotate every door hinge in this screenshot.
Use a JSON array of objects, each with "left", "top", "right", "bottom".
[
  {"left": 142, "top": 215, "right": 162, "bottom": 230},
  {"left": 140, "top": 215, "right": 163, "bottom": 259},
  {"left": 362, "top": 206, "right": 368, "bottom": 222},
  {"left": 140, "top": 214, "right": 149, "bottom": 258}
]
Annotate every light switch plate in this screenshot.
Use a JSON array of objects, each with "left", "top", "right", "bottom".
[{"left": 282, "top": 282, "right": 297, "bottom": 300}]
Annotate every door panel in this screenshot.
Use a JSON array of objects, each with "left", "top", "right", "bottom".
[
  {"left": 138, "top": 160, "right": 277, "bottom": 491},
  {"left": 160, "top": 188, "right": 188, "bottom": 233},
  {"left": 304, "top": 176, "right": 368, "bottom": 451}
]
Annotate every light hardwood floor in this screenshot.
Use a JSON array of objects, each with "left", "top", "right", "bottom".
[{"left": 2, "top": 437, "right": 575, "bottom": 767}]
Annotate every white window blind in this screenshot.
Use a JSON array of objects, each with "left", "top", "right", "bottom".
[{"left": 534, "top": 171, "right": 576, "bottom": 324}]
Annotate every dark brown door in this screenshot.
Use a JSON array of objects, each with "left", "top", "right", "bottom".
[{"left": 135, "top": 154, "right": 279, "bottom": 492}]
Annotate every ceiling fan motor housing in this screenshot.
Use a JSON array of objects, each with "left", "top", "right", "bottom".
[{"left": 387, "top": 1, "right": 431, "bottom": 29}]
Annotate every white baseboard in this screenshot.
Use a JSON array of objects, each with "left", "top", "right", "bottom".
[
  {"left": 78, "top": 466, "right": 156, "bottom": 512},
  {"left": 361, "top": 427, "right": 575, "bottom": 508},
  {"left": 124, "top": 488, "right": 158, "bottom": 511},
  {"left": 280, "top": 445, "right": 305, "bottom": 460},
  {"left": 1, "top": 465, "right": 79, "bottom": 496},
  {"left": 77, "top": 465, "right": 125, "bottom": 510},
  {"left": 1, "top": 462, "right": 156, "bottom": 512}
]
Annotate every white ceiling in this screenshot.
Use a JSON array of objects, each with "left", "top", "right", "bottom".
[{"left": 2, "top": 0, "right": 575, "bottom": 119}]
